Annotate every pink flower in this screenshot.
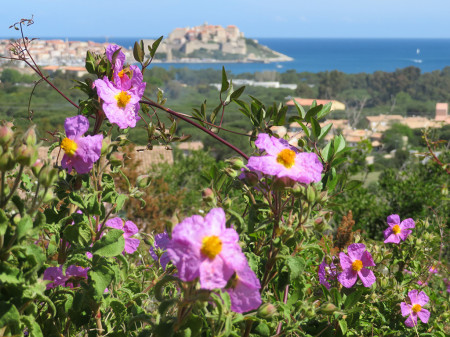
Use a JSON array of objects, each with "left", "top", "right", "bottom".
[
  {"left": 400, "top": 289, "right": 430, "bottom": 327},
  {"left": 94, "top": 76, "right": 144, "bottom": 129},
  {"left": 337, "top": 243, "right": 376, "bottom": 288},
  {"left": 383, "top": 214, "right": 415, "bottom": 244},
  {"left": 226, "top": 258, "right": 262, "bottom": 313},
  {"left": 60, "top": 115, "right": 103, "bottom": 174},
  {"left": 318, "top": 258, "right": 337, "bottom": 289},
  {"left": 247, "top": 134, "right": 322, "bottom": 183},
  {"left": 149, "top": 232, "right": 171, "bottom": 270},
  {"left": 428, "top": 265, "right": 438, "bottom": 274},
  {"left": 105, "top": 218, "right": 140, "bottom": 254},
  {"left": 167, "top": 208, "right": 245, "bottom": 290},
  {"left": 43, "top": 265, "right": 88, "bottom": 290},
  {"left": 106, "top": 44, "right": 125, "bottom": 73}
]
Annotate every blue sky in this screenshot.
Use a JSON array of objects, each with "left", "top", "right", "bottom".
[{"left": 1, "top": 0, "right": 449, "bottom": 39}]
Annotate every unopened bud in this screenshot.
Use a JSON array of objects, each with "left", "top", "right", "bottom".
[
  {"left": 101, "top": 136, "right": 111, "bottom": 155},
  {"left": 306, "top": 185, "right": 316, "bottom": 204},
  {"left": 319, "top": 302, "right": 337, "bottom": 314},
  {"left": 224, "top": 167, "right": 238, "bottom": 178},
  {"left": 226, "top": 157, "right": 245, "bottom": 170},
  {"left": 0, "top": 150, "right": 15, "bottom": 171},
  {"left": 202, "top": 188, "right": 215, "bottom": 203},
  {"left": 38, "top": 165, "right": 58, "bottom": 188},
  {"left": 109, "top": 152, "right": 124, "bottom": 166},
  {"left": 240, "top": 170, "right": 260, "bottom": 186},
  {"left": 0, "top": 124, "right": 14, "bottom": 146},
  {"left": 31, "top": 159, "right": 44, "bottom": 177},
  {"left": 136, "top": 175, "right": 152, "bottom": 189},
  {"left": 23, "top": 126, "right": 37, "bottom": 146},
  {"left": 15, "top": 144, "right": 38, "bottom": 166},
  {"left": 273, "top": 176, "right": 294, "bottom": 190},
  {"left": 222, "top": 198, "right": 232, "bottom": 209},
  {"left": 257, "top": 303, "right": 277, "bottom": 319},
  {"left": 297, "top": 138, "right": 306, "bottom": 148}
]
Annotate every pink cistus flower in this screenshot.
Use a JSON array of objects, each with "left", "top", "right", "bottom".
[
  {"left": 383, "top": 214, "right": 415, "bottom": 244},
  {"left": 167, "top": 208, "right": 246, "bottom": 290},
  {"left": 247, "top": 133, "right": 323, "bottom": 183},
  {"left": 149, "top": 231, "right": 171, "bottom": 270},
  {"left": 226, "top": 257, "right": 262, "bottom": 313},
  {"left": 318, "top": 258, "right": 338, "bottom": 289},
  {"left": 43, "top": 265, "right": 88, "bottom": 290},
  {"left": 60, "top": 115, "right": 103, "bottom": 174},
  {"left": 337, "top": 243, "right": 376, "bottom": 288},
  {"left": 105, "top": 218, "right": 140, "bottom": 254},
  {"left": 401, "top": 289, "right": 430, "bottom": 327}
]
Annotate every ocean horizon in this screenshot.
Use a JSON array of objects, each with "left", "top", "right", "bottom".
[{"left": 4, "top": 37, "right": 450, "bottom": 74}]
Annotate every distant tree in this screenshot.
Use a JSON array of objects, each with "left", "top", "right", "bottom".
[{"left": 1, "top": 68, "right": 22, "bottom": 84}]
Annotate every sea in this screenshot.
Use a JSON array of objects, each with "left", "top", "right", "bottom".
[{"left": 45, "top": 37, "right": 450, "bottom": 74}]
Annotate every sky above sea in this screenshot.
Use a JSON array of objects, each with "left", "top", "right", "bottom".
[{"left": 1, "top": 1, "right": 450, "bottom": 39}]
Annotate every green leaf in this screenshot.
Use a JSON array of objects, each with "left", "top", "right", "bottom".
[
  {"left": 16, "top": 215, "right": 33, "bottom": 240},
  {"left": 344, "top": 288, "right": 364, "bottom": 309},
  {"left": 110, "top": 299, "right": 127, "bottom": 324},
  {"left": 304, "top": 104, "right": 323, "bottom": 123},
  {"left": 92, "top": 229, "right": 125, "bottom": 257},
  {"left": 85, "top": 51, "right": 96, "bottom": 74},
  {"left": 338, "top": 319, "right": 348, "bottom": 335},
  {"left": 293, "top": 99, "right": 306, "bottom": 119},
  {"left": 334, "top": 135, "right": 346, "bottom": 154},
  {"left": 0, "top": 209, "right": 8, "bottom": 236},
  {"left": 68, "top": 192, "right": 85, "bottom": 209},
  {"left": 89, "top": 263, "right": 114, "bottom": 298},
  {"left": 63, "top": 221, "right": 91, "bottom": 246},
  {"left": 321, "top": 141, "right": 334, "bottom": 162},
  {"left": 230, "top": 85, "right": 245, "bottom": 101},
  {"left": 0, "top": 301, "right": 20, "bottom": 332},
  {"left": 286, "top": 256, "right": 305, "bottom": 281},
  {"left": 346, "top": 180, "right": 363, "bottom": 191},
  {"left": 149, "top": 36, "right": 163, "bottom": 58},
  {"left": 220, "top": 66, "right": 229, "bottom": 93},
  {"left": 316, "top": 102, "right": 332, "bottom": 120},
  {"left": 115, "top": 194, "right": 128, "bottom": 212},
  {"left": 85, "top": 192, "right": 102, "bottom": 216},
  {"left": 318, "top": 123, "right": 333, "bottom": 141},
  {"left": 311, "top": 118, "right": 321, "bottom": 139},
  {"left": 133, "top": 41, "right": 145, "bottom": 63}
]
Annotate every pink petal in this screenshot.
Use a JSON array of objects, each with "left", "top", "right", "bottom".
[
  {"left": 400, "top": 218, "right": 415, "bottom": 230},
  {"left": 398, "top": 229, "right": 412, "bottom": 241},
  {"left": 416, "top": 291, "right": 429, "bottom": 306},
  {"left": 387, "top": 214, "right": 400, "bottom": 226},
  {"left": 405, "top": 313, "right": 418, "bottom": 327},
  {"left": 347, "top": 243, "right": 366, "bottom": 260},
  {"left": 361, "top": 251, "right": 376, "bottom": 267},
  {"left": 339, "top": 252, "right": 353, "bottom": 269},
  {"left": 417, "top": 308, "right": 430, "bottom": 323},
  {"left": 123, "top": 220, "right": 138, "bottom": 237},
  {"left": 408, "top": 289, "right": 419, "bottom": 304},
  {"left": 105, "top": 217, "right": 124, "bottom": 230},
  {"left": 384, "top": 233, "right": 401, "bottom": 244},
  {"left": 124, "top": 237, "right": 140, "bottom": 254},
  {"left": 199, "top": 256, "right": 232, "bottom": 290},
  {"left": 400, "top": 302, "right": 412, "bottom": 316},
  {"left": 338, "top": 269, "right": 358, "bottom": 288},
  {"left": 64, "top": 115, "right": 89, "bottom": 138},
  {"left": 358, "top": 268, "right": 376, "bottom": 287},
  {"left": 204, "top": 208, "right": 226, "bottom": 235},
  {"left": 167, "top": 242, "right": 201, "bottom": 282}
]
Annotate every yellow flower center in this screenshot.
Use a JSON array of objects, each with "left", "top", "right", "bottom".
[
  {"left": 392, "top": 224, "right": 401, "bottom": 234},
  {"left": 351, "top": 260, "right": 363, "bottom": 272},
  {"left": 118, "top": 69, "right": 125, "bottom": 78},
  {"left": 115, "top": 91, "right": 131, "bottom": 108},
  {"left": 276, "top": 149, "right": 296, "bottom": 169},
  {"left": 61, "top": 138, "right": 78, "bottom": 157},
  {"left": 201, "top": 235, "right": 222, "bottom": 259},
  {"left": 412, "top": 304, "right": 422, "bottom": 313}
]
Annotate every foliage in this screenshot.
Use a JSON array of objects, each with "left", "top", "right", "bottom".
[{"left": 0, "top": 23, "right": 448, "bottom": 337}]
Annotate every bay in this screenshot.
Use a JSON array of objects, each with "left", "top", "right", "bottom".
[{"left": 39, "top": 37, "right": 450, "bottom": 74}]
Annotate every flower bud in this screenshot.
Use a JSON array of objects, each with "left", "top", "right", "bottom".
[
  {"left": 136, "top": 175, "right": 152, "bottom": 189},
  {"left": 31, "top": 159, "right": 44, "bottom": 177},
  {"left": 109, "top": 152, "right": 124, "bottom": 166},
  {"left": 0, "top": 124, "right": 14, "bottom": 147},
  {"left": 319, "top": 302, "right": 337, "bottom": 315},
  {"left": 202, "top": 188, "right": 215, "bottom": 203},
  {"left": 0, "top": 150, "right": 15, "bottom": 171},
  {"left": 38, "top": 165, "right": 58, "bottom": 188},
  {"left": 257, "top": 303, "right": 277, "bottom": 319},
  {"left": 226, "top": 157, "right": 245, "bottom": 170},
  {"left": 15, "top": 144, "right": 38, "bottom": 166},
  {"left": 306, "top": 185, "right": 316, "bottom": 204},
  {"left": 223, "top": 167, "right": 238, "bottom": 178},
  {"left": 273, "top": 176, "right": 294, "bottom": 190},
  {"left": 23, "top": 126, "right": 37, "bottom": 146},
  {"left": 101, "top": 136, "right": 111, "bottom": 155},
  {"left": 240, "top": 170, "right": 260, "bottom": 186},
  {"left": 222, "top": 198, "right": 232, "bottom": 209}
]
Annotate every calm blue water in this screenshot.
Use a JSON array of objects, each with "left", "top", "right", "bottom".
[{"left": 42, "top": 37, "right": 450, "bottom": 74}]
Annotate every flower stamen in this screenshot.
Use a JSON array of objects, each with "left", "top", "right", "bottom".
[
  {"left": 115, "top": 91, "right": 131, "bottom": 108},
  {"left": 276, "top": 149, "right": 296, "bottom": 168},
  {"left": 392, "top": 224, "right": 401, "bottom": 234},
  {"left": 201, "top": 235, "right": 222, "bottom": 259},
  {"left": 61, "top": 138, "right": 78, "bottom": 157},
  {"left": 351, "top": 259, "right": 363, "bottom": 272},
  {"left": 412, "top": 304, "right": 422, "bottom": 313}
]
